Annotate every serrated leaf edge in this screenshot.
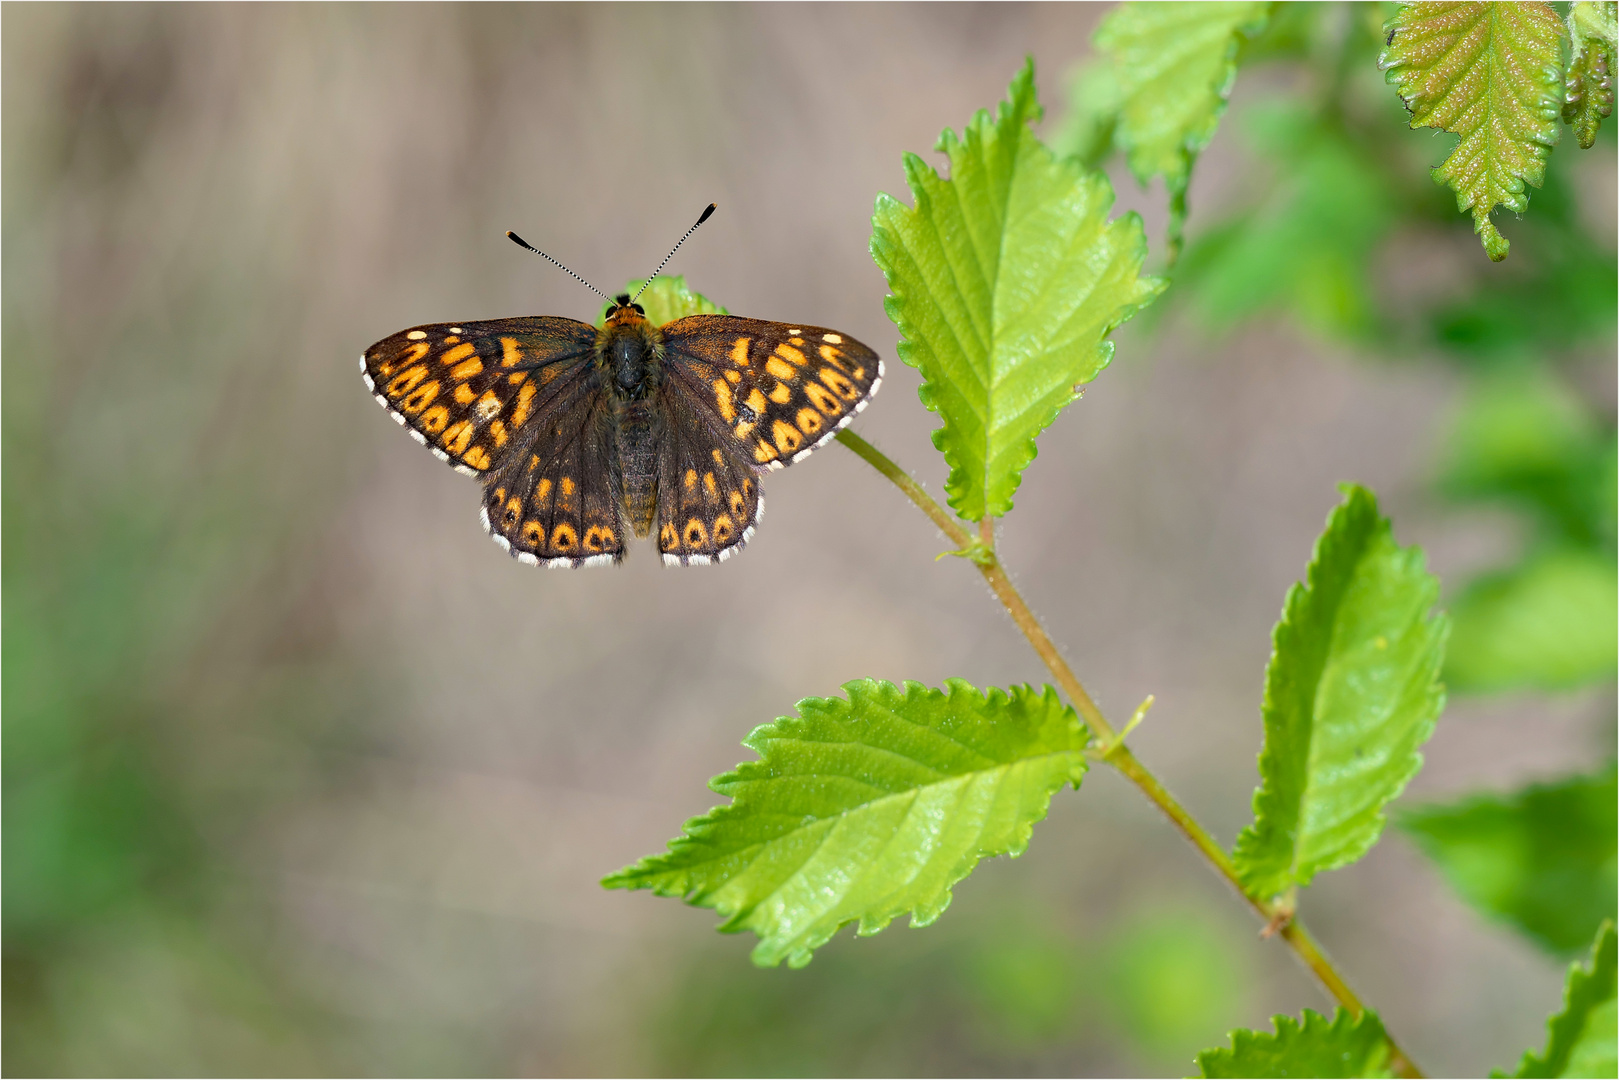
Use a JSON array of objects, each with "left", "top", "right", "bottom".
[{"left": 602, "top": 679, "right": 1089, "bottom": 966}]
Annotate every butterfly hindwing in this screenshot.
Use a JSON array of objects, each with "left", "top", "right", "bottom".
[
  {"left": 480, "top": 372, "right": 625, "bottom": 567},
  {"left": 653, "top": 388, "right": 762, "bottom": 566},
  {"left": 362, "top": 317, "right": 597, "bottom": 477},
  {"left": 658, "top": 315, "right": 882, "bottom": 472}
]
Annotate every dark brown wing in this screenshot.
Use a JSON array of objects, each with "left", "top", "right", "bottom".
[
  {"left": 657, "top": 315, "right": 882, "bottom": 472},
  {"left": 653, "top": 388, "right": 762, "bottom": 566},
  {"left": 361, "top": 317, "right": 597, "bottom": 477},
  {"left": 479, "top": 375, "right": 624, "bottom": 568}
]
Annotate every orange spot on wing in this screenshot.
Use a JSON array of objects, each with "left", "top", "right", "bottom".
[
  {"left": 821, "top": 368, "right": 858, "bottom": 400},
  {"left": 769, "top": 381, "right": 792, "bottom": 404},
  {"left": 754, "top": 440, "right": 779, "bottom": 464},
  {"left": 501, "top": 337, "right": 523, "bottom": 367},
  {"left": 512, "top": 381, "right": 536, "bottom": 427},
  {"left": 765, "top": 357, "right": 797, "bottom": 381},
  {"left": 772, "top": 420, "right": 804, "bottom": 454},
  {"left": 683, "top": 518, "right": 708, "bottom": 547},
  {"left": 713, "top": 380, "right": 735, "bottom": 421},
  {"left": 535, "top": 478, "right": 552, "bottom": 504},
  {"left": 729, "top": 337, "right": 751, "bottom": 366},
  {"left": 441, "top": 342, "right": 477, "bottom": 366},
  {"left": 454, "top": 384, "right": 476, "bottom": 404},
  {"left": 684, "top": 469, "right": 698, "bottom": 492},
  {"left": 421, "top": 405, "right": 450, "bottom": 433},
  {"left": 703, "top": 472, "right": 719, "bottom": 501},
  {"left": 381, "top": 341, "right": 430, "bottom": 376},
  {"left": 463, "top": 445, "right": 491, "bottom": 470},
  {"left": 387, "top": 365, "right": 429, "bottom": 396},
  {"left": 712, "top": 514, "right": 734, "bottom": 544},
  {"left": 584, "top": 525, "right": 616, "bottom": 552},
  {"left": 522, "top": 520, "right": 544, "bottom": 545},
  {"left": 774, "top": 343, "right": 806, "bottom": 366},
  {"left": 450, "top": 357, "right": 484, "bottom": 380},
  {"left": 819, "top": 344, "right": 848, "bottom": 369},
  {"left": 488, "top": 419, "right": 508, "bottom": 447},
  {"left": 745, "top": 388, "right": 767, "bottom": 414},
  {"left": 805, "top": 383, "right": 840, "bottom": 414},
  {"left": 442, "top": 420, "right": 474, "bottom": 453},
  {"left": 797, "top": 408, "right": 824, "bottom": 435},
  {"left": 551, "top": 523, "right": 578, "bottom": 551},
  {"left": 401, "top": 380, "right": 440, "bottom": 414}
]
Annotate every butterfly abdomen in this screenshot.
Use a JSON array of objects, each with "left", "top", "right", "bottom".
[{"left": 615, "top": 399, "right": 661, "bottom": 539}]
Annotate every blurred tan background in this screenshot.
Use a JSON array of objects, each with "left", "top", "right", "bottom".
[{"left": 4, "top": 4, "right": 1613, "bottom": 1076}]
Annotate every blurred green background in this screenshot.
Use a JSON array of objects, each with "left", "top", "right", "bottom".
[{"left": 4, "top": 4, "right": 1613, "bottom": 1076}]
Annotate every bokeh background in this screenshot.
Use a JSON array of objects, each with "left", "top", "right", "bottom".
[{"left": 5, "top": 4, "right": 1614, "bottom": 1076}]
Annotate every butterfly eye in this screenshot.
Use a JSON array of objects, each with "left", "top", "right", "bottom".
[{"left": 632, "top": 304, "right": 645, "bottom": 315}]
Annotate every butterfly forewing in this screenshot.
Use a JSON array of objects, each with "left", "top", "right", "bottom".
[
  {"left": 480, "top": 376, "right": 625, "bottom": 567},
  {"left": 653, "top": 389, "right": 763, "bottom": 565},
  {"left": 658, "top": 315, "right": 883, "bottom": 472},
  {"left": 362, "top": 317, "right": 597, "bottom": 476}
]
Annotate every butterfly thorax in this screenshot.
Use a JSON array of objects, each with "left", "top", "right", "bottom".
[
  {"left": 597, "top": 301, "right": 663, "bottom": 401},
  {"left": 598, "top": 301, "right": 665, "bottom": 537}
]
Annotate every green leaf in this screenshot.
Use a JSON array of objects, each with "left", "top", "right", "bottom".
[
  {"left": 1564, "top": 2, "right": 1617, "bottom": 148},
  {"left": 1401, "top": 766, "right": 1617, "bottom": 956},
  {"left": 603, "top": 679, "right": 1088, "bottom": 968},
  {"left": 1506, "top": 921, "right": 1617, "bottom": 1078},
  {"left": 1232, "top": 485, "right": 1449, "bottom": 900},
  {"left": 1197, "top": 1008, "right": 1394, "bottom": 1078},
  {"left": 1173, "top": 105, "right": 1397, "bottom": 339},
  {"left": 1092, "top": 1, "right": 1272, "bottom": 259},
  {"left": 1051, "top": 59, "right": 1123, "bottom": 170},
  {"left": 1437, "top": 371, "right": 1616, "bottom": 548},
  {"left": 596, "top": 274, "right": 726, "bottom": 328},
  {"left": 1445, "top": 550, "right": 1618, "bottom": 692},
  {"left": 1381, "top": 2, "right": 1567, "bottom": 261},
  {"left": 869, "top": 59, "right": 1165, "bottom": 522}
]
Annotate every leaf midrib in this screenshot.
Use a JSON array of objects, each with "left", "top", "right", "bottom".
[
  {"left": 655, "top": 747, "right": 1082, "bottom": 886},
  {"left": 729, "top": 747, "right": 1081, "bottom": 946}
]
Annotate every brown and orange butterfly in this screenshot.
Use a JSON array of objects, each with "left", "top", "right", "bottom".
[{"left": 361, "top": 205, "right": 881, "bottom": 567}]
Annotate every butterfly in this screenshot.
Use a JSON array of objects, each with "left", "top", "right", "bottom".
[{"left": 360, "top": 205, "right": 882, "bottom": 567}]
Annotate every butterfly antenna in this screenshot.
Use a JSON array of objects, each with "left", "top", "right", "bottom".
[
  {"left": 506, "top": 231, "right": 614, "bottom": 304},
  {"left": 631, "top": 203, "right": 716, "bottom": 303}
]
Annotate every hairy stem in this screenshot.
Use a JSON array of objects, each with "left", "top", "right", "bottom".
[{"left": 836, "top": 429, "right": 1424, "bottom": 1079}]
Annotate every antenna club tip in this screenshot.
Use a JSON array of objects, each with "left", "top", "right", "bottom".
[{"left": 698, "top": 203, "right": 716, "bottom": 224}]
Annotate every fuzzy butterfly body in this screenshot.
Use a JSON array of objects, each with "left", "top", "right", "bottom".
[{"left": 361, "top": 297, "right": 881, "bottom": 567}]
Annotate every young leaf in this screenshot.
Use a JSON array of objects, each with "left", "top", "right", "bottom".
[
  {"left": 869, "top": 59, "right": 1165, "bottom": 523},
  {"left": 598, "top": 274, "right": 726, "bottom": 327},
  {"left": 603, "top": 679, "right": 1088, "bottom": 968},
  {"left": 1381, "top": 2, "right": 1567, "bottom": 261},
  {"left": 1564, "top": 2, "right": 1617, "bottom": 148},
  {"left": 1197, "top": 1008, "right": 1394, "bottom": 1078},
  {"left": 1091, "top": 2, "right": 1271, "bottom": 259},
  {"left": 1232, "top": 485, "right": 1449, "bottom": 901},
  {"left": 1401, "top": 766, "right": 1617, "bottom": 956},
  {"left": 1051, "top": 59, "right": 1123, "bottom": 170},
  {"left": 1505, "top": 921, "right": 1617, "bottom": 1078}
]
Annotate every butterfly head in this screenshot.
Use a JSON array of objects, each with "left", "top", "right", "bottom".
[{"left": 605, "top": 294, "right": 648, "bottom": 325}]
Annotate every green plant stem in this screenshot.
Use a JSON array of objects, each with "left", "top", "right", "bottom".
[{"left": 836, "top": 429, "right": 1424, "bottom": 1080}]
